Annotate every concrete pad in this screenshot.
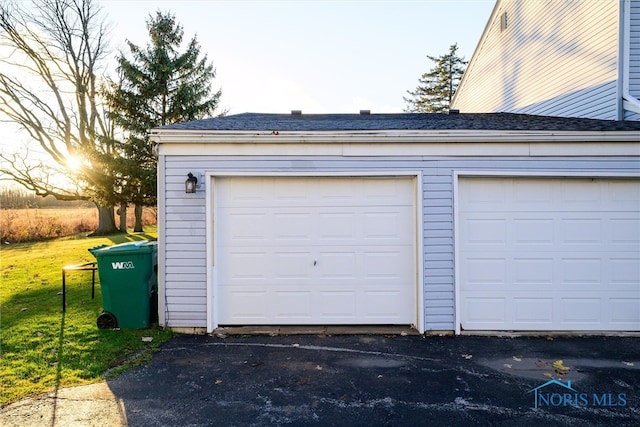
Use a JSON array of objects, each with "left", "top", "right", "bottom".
[
  {"left": 0, "top": 383, "right": 126, "bottom": 427},
  {"left": 214, "top": 325, "right": 420, "bottom": 336},
  {"left": 325, "top": 326, "right": 420, "bottom": 335}
]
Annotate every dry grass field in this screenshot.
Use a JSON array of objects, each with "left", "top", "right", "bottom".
[{"left": 0, "top": 207, "right": 157, "bottom": 243}]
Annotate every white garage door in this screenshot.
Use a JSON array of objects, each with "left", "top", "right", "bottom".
[
  {"left": 459, "top": 177, "right": 640, "bottom": 331},
  {"left": 215, "top": 176, "right": 417, "bottom": 325}
]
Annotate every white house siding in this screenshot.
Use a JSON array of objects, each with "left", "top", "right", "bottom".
[
  {"left": 160, "top": 154, "right": 638, "bottom": 331},
  {"left": 160, "top": 159, "right": 208, "bottom": 328},
  {"left": 627, "top": 0, "right": 640, "bottom": 120},
  {"left": 452, "top": 0, "right": 620, "bottom": 120}
]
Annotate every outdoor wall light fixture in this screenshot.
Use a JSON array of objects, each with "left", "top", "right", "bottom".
[{"left": 185, "top": 172, "right": 198, "bottom": 193}]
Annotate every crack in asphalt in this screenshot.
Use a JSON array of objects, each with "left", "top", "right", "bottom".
[{"left": 202, "top": 342, "right": 443, "bottom": 363}]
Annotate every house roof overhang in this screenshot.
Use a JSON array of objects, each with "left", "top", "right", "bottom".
[
  {"left": 150, "top": 128, "right": 640, "bottom": 145},
  {"left": 150, "top": 113, "right": 640, "bottom": 157}
]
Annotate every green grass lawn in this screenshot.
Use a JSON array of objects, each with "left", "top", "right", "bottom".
[{"left": 0, "top": 226, "right": 174, "bottom": 406}]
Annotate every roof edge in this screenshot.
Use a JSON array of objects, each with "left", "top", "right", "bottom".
[{"left": 150, "top": 129, "right": 640, "bottom": 144}]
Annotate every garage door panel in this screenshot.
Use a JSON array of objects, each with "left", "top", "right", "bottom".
[
  {"left": 218, "top": 177, "right": 414, "bottom": 207},
  {"left": 609, "top": 181, "right": 640, "bottom": 205},
  {"left": 462, "top": 251, "right": 638, "bottom": 290},
  {"left": 317, "top": 251, "right": 357, "bottom": 278},
  {"left": 513, "top": 219, "right": 554, "bottom": 245},
  {"left": 561, "top": 219, "right": 602, "bottom": 244},
  {"left": 318, "top": 212, "right": 357, "bottom": 240},
  {"left": 465, "top": 297, "right": 506, "bottom": 323},
  {"left": 609, "top": 299, "right": 640, "bottom": 323},
  {"left": 460, "top": 177, "right": 640, "bottom": 331},
  {"left": 274, "top": 292, "right": 312, "bottom": 320},
  {"left": 220, "top": 245, "right": 414, "bottom": 286},
  {"left": 464, "top": 214, "right": 637, "bottom": 251},
  {"left": 221, "top": 206, "right": 413, "bottom": 246},
  {"left": 220, "top": 251, "right": 270, "bottom": 281},
  {"left": 513, "top": 180, "right": 555, "bottom": 205},
  {"left": 273, "top": 212, "right": 314, "bottom": 241},
  {"left": 559, "top": 298, "right": 602, "bottom": 323},
  {"left": 513, "top": 298, "right": 554, "bottom": 323},
  {"left": 363, "top": 209, "right": 413, "bottom": 240},
  {"left": 220, "top": 290, "right": 269, "bottom": 322},
  {"left": 465, "top": 218, "right": 507, "bottom": 245},
  {"left": 560, "top": 257, "right": 602, "bottom": 285},
  {"left": 274, "top": 251, "right": 314, "bottom": 279},
  {"left": 610, "top": 217, "right": 640, "bottom": 245},
  {"left": 362, "top": 248, "right": 413, "bottom": 279},
  {"left": 610, "top": 258, "right": 640, "bottom": 286},
  {"left": 216, "top": 286, "right": 415, "bottom": 323},
  {"left": 216, "top": 176, "right": 417, "bottom": 325},
  {"left": 220, "top": 212, "right": 268, "bottom": 243},
  {"left": 318, "top": 291, "right": 356, "bottom": 320},
  {"left": 513, "top": 258, "right": 555, "bottom": 285},
  {"left": 364, "top": 290, "right": 412, "bottom": 319}
]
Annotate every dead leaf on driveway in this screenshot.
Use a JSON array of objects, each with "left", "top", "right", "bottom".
[{"left": 552, "top": 360, "right": 570, "bottom": 375}]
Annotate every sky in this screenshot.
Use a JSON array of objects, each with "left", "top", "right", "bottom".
[
  {"left": 98, "top": 0, "right": 495, "bottom": 115},
  {"left": 0, "top": 0, "right": 495, "bottom": 187}
]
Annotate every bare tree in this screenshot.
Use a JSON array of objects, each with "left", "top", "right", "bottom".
[{"left": 0, "top": 0, "right": 120, "bottom": 234}]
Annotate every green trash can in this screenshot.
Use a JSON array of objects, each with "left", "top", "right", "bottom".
[{"left": 89, "top": 240, "right": 158, "bottom": 329}]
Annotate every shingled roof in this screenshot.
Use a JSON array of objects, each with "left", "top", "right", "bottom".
[{"left": 158, "top": 112, "right": 640, "bottom": 132}]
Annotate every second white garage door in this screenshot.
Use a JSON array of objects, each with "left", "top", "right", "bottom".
[
  {"left": 458, "top": 177, "right": 640, "bottom": 331},
  {"left": 215, "top": 176, "right": 417, "bottom": 325}
]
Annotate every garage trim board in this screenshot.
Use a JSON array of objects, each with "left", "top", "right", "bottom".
[
  {"left": 454, "top": 171, "right": 640, "bottom": 334},
  {"left": 206, "top": 172, "right": 424, "bottom": 333}
]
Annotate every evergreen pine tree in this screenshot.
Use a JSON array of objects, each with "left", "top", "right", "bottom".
[
  {"left": 105, "top": 11, "right": 222, "bottom": 231},
  {"left": 404, "top": 43, "right": 467, "bottom": 113}
]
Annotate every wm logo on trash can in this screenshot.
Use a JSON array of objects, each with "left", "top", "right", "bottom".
[{"left": 112, "top": 261, "right": 135, "bottom": 270}]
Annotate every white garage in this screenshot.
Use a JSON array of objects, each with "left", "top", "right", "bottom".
[
  {"left": 152, "top": 112, "right": 640, "bottom": 334},
  {"left": 457, "top": 176, "right": 640, "bottom": 331},
  {"left": 212, "top": 175, "right": 420, "bottom": 326}
]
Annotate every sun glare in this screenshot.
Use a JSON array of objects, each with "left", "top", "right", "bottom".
[{"left": 65, "top": 155, "right": 84, "bottom": 170}]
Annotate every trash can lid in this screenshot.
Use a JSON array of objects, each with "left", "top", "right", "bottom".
[{"left": 89, "top": 240, "right": 157, "bottom": 256}]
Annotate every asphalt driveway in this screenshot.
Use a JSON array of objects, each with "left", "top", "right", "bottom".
[{"left": 2, "top": 333, "right": 639, "bottom": 426}]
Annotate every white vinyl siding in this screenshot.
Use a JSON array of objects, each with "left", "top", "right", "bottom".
[
  {"left": 160, "top": 154, "right": 639, "bottom": 331},
  {"left": 627, "top": 0, "right": 640, "bottom": 120},
  {"left": 452, "top": 0, "right": 620, "bottom": 120},
  {"left": 161, "top": 166, "right": 208, "bottom": 328},
  {"left": 630, "top": 0, "right": 640, "bottom": 97}
]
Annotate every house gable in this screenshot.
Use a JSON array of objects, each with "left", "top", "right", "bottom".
[{"left": 452, "top": 0, "right": 626, "bottom": 120}]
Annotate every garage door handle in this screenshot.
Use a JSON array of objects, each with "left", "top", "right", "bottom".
[{"left": 314, "top": 260, "right": 317, "bottom": 266}]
